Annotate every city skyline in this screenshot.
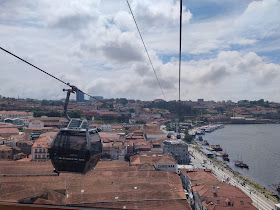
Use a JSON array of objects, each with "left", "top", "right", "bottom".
[
  {"left": 0, "top": 0, "right": 280, "bottom": 101},
  {"left": 0, "top": 94, "right": 272, "bottom": 104}
]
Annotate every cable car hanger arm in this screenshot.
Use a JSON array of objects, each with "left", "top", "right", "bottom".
[{"left": 63, "top": 85, "right": 78, "bottom": 121}]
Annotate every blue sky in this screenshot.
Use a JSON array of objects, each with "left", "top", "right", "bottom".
[{"left": 0, "top": 0, "right": 280, "bottom": 102}]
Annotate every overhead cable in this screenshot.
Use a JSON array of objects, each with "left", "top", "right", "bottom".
[
  {"left": 125, "top": 0, "right": 167, "bottom": 101},
  {"left": 0, "top": 46, "right": 104, "bottom": 103},
  {"left": 178, "top": 0, "right": 183, "bottom": 119}
]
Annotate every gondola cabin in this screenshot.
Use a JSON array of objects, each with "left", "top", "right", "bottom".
[{"left": 49, "top": 119, "right": 102, "bottom": 174}]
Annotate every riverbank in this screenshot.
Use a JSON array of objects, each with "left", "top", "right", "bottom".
[
  {"left": 197, "top": 124, "right": 280, "bottom": 195},
  {"left": 189, "top": 143, "right": 277, "bottom": 209},
  {"left": 207, "top": 151, "right": 279, "bottom": 203},
  {"left": 193, "top": 133, "right": 280, "bottom": 202}
]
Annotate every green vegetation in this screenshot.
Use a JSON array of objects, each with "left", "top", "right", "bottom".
[
  {"left": 236, "top": 174, "right": 279, "bottom": 203},
  {"left": 165, "top": 124, "right": 173, "bottom": 131},
  {"left": 41, "top": 100, "right": 62, "bottom": 106},
  {"left": 93, "top": 114, "right": 129, "bottom": 124},
  {"left": 136, "top": 120, "right": 146, "bottom": 124},
  {"left": 183, "top": 129, "right": 193, "bottom": 143},
  {"left": 145, "top": 101, "right": 197, "bottom": 121},
  {"left": 33, "top": 110, "right": 61, "bottom": 117},
  {"left": 193, "top": 145, "right": 201, "bottom": 151},
  {"left": 116, "top": 98, "right": 128, "bottom": 105},
  {"left": 33, "top": 110, "right": 81, "bottom": 118}
]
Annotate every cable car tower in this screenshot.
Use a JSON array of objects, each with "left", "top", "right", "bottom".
[{"left": 176, "top": 0, "right": 183, "bottom": 140}]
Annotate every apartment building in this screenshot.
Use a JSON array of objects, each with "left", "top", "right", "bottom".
[{"left": 162, "top": 140, "right": 189, "bottom": 164}]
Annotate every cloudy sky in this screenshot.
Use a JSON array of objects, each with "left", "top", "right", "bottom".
[{"left": 0, "top": 0, "right": 280, "bottom": 102}]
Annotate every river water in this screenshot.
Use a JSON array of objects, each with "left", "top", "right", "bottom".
[{"left": 203, "top": 124, "right": 280, "bottom": 194}]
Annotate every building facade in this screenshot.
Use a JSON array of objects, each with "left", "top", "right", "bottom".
[
  {"left": 76, "top": 90, "right": 85, "bottom": 102},
  {"left": 31, "top": 137, "right": 52, "bottom": 161},
  {"left": 0, "top": 111, "right": 33, "bottom": 121},
  {"left": 0, "top": 145, "right": 13, "bottom": 159},
  {"left": 28, "top": 120, "right": 44, "bottom": 128},
  {"left": 162, "top": 140, "right": 189, "bottom": 164}
]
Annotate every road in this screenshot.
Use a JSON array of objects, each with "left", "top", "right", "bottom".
[{"left": 189, "top": 145, "right": 276, "bottom": 210}]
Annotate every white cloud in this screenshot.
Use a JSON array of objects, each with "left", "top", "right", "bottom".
[
  {"left": 130, "top": 0, "right": 192, "bottom": 28},
  {"left": 0, "top": 0, "right": 280, "bottom": 102}
]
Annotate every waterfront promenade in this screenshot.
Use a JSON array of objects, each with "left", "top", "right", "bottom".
[{"left": 189, "top": 145, "right": 276, "bottom": 210}]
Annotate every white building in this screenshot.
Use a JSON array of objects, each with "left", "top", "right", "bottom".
[
  {"left": 102, "top": 141, "right": 127, "bottom": 160},
  {"left": 0, "top": 137, "right": 7, "bottom": 145},
  {"left": 153, "top": 155, "right": 178, "bottom": 173},
  {"left": 31, "top": 137, "right": 52, "bottom": 161},
  {"left": 0, "top": 111, "right": 33, "bottom": 121},
  {"left": 21, "top": 118, "right": 31, "bottom": 126},
  {"left": 29, "top": 120, "right": 44, "bottom": 128},
  {"left": 100, "top": 124, "right": 111, "bottom": 131}
]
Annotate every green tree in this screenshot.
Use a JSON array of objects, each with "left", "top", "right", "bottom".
[
  {"left": 184, "top": 129, "right": 193, "bottom": 143},
  {"left": 116, "top": 98, "right": 128, "bottom": 105},
  {"left": 145, "top": 101, "right": 197, "bottom": 121},
  {"left": 41, "top": 100, "right": 50, "bottom": 106},
  {"left": 68, "top": 110, "right": 81, "bottom": 118},
  {"left": 136, "top": 120, "right": 146, "bottom": 124}
]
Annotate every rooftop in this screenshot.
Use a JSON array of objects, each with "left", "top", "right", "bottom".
[
  {"left": 162, "top": 140, "right": 188, "bottom": 146},
  {"left": 0, "top": 160, "right": 191, "bottom": 209},
  {"left": 130, "top": 154, "right": 176, "bottom": 165},
  {"left": 197, "top": 183, "right": 256, "bottom": 210},
  {"left": 185, "top": 169, "right": 218, "bottom": 187}
]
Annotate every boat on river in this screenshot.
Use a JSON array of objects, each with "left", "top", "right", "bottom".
[
  {"left": 211, "top": 144, "right": 223, "bottom": 151},
  {"left": 203, "top": 140, "right": 209, "bottom": 146},
  {"left": 223, "top": 156, "right": 230, "bottom": 161},
  {"left": 222, "top": 152, "right": 230, "bottom": 161},
  {"left": 221, "top": 152, "right": 228, "bottom": 157},
  {"left": 235, "top": 160, "right": 249, "bottom": 169}
]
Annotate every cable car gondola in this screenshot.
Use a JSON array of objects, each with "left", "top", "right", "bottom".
[
  {"left": 167, "top": 132, "right": 172, "bottom": 138},
  {"left": 49, "top": 87, "right": 102, "bottom": 174}
]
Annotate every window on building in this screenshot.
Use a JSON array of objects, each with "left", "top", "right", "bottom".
[
  {"left": 240, "top": 201, "right": 244, "bottom": 205},
  {"left": 217, "top": 200, "right": 220, "bottom": 204}
]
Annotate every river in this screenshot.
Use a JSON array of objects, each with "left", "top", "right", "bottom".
[{"left": 203, "top": 124, "right": 280, "bottom": 194}]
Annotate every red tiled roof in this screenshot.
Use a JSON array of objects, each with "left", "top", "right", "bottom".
[
  {"left": 186, "top": 169, "right": 218, "bottom": 187},
  {"left": 0, "top": 128, "right": 19, "bottom": 135},
  {"left": 0, "top": 145, "right": 12, "bottom": 151},
  {"left": 130, "top": 154, "right": 176, "bottom": 165},
  {"left": 40, "top": 132, "right": 58, "bottom": 139},
  {"left": 0, "top": 160, "right": 191, "bottom": 209},
  {"left": 196, "top": 183, "right": 256, "bottom": 210},
  {"left": 0, "top": 111, "right": 32, "bottom": 115}
]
